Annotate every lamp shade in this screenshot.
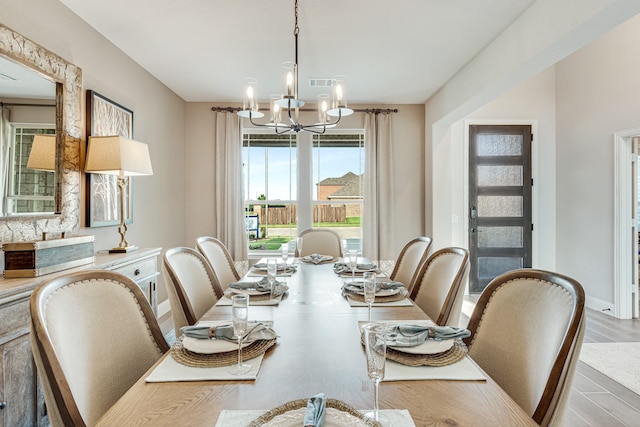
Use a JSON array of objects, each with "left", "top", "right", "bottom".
[
  {"left": 27, "top": 134, "right": 56, "bottom": 171},
  {"left": 85, "top": 136, "right": 153, "bottom": 176}
]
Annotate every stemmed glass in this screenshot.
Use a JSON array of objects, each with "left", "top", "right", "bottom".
[
  {"left": 341, "top": 239, "right": 349, "bottom": 257},
  {"left": 363, "top": 272, "right": 376, "bottom": 322},
  {"left": 296, "top": 237, "right": 303, "bottom": 257},
  {"left": 348, "top": 249, "right": 358, "bottom": 283},
  {"left": 363, "top": 323, "right": 387, "bottom": 424},
  {"left": 267, "top": 258, "right": 278, "bottom": 299},
  {"left": 281, "top": 243, "right": 289, "bottom": 264},
  {"left": 229, "top": 294, "right": 251, "bottom": 375}
]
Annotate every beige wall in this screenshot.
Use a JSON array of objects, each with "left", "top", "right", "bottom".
[
  {"left": 2, "top": 0, "right": 187, "bottom": 304},
  {"left": 184, "top": 103, "right": 425, "bottom": 259}
]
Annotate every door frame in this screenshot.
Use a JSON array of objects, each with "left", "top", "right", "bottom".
[
  {"left": 614, "top": 127, "right": 640, "bottom": 319},
  {"left": 463, "top": 119, "right": 540, "bottom": 286}
]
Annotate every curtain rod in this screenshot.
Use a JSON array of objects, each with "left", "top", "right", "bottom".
[
  {"left": 211, "top": 106, "right": 398, "bottom": 114},
  {"left": 0, "top": 101, "right": 55, "bottom": 108}
]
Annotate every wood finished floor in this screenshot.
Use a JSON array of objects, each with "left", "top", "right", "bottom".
[
  {"left": 461, "top": 297, "right": 640, "bottom": 427},
  {"left": 161, "top": 298, "right": 640, "bottom": 426}
]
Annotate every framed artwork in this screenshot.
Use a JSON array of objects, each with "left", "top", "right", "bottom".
[{"left": 85, "top": 90, "right": 134, "bottom": 227}]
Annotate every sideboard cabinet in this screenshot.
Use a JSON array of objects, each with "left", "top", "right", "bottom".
[{"left": 0, "top": 247, "right": 161, "bottom": 426}]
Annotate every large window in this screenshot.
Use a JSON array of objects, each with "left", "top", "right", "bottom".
[
  {"left": 243, "top": 130, "right": 364, "bottom": 253},
  {"left": 5, "top": 125, "right": 56, "bottom": 214}
]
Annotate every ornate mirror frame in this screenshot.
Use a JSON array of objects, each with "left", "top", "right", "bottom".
[{"left": 0, "top": 24, "right": 82, "bottom": 241}]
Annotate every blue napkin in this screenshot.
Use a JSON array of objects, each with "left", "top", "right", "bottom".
[
  {"left": 180, "top": 322, "right": 277, "bottom": 342},
  {"left": 229, "top": 277, "right": 271, "bottom": 292},
  {"left": 385, "top": 324, "right": 470, "bottom": 347},
  {"left": 303, "top": 393, "right": 326, "bottom": 427}
]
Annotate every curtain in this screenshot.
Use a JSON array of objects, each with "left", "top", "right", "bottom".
[
  {"left": 212, "top": 111, "right": 248, "bottom": 261},
  {"left": 363, "top": 112, "right": 395, "bottom": 261},
  {"left": 0, "top": 105, "right": 12, "bottom": 213}
]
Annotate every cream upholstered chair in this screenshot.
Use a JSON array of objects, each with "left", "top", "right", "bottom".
[
  {"left": 389, "top": 236, "right": 432, "bottom": 293},
  {"left": 196, "top": 236, "right": 241, "bottom": 291},
  {"left": 163, "top": 247, "right": 224, "bottom": 334},
  {"left": 295, "top": 228, "right": 343, "bottom": 258},
  {"left": 409, "top": 247, "right": 469, "bottom": 326},
  {"left": 464, "top": 269, "right": 586, "bottom": 427},
  {"left": 30, "top": 270, "right": 169, "bottom": 427}
]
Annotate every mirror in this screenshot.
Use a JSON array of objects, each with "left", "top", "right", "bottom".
[
  {"left": 0, "top": 55, "right": 57, "bottom": 215},
  {"left": 0, "top": 24, "right": 82, "bottom": 240}
]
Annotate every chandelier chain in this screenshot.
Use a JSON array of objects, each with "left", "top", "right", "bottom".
[{"left": 294, "top": 0, "right": 299, "bottom": 36}]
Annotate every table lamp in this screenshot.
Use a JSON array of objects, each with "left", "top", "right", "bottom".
[
  {"left": 85, "top": 135, "right": 153, "bottom": 253},
  {"left": 27, "top": 134, "right": 56, "bottom": 171}
]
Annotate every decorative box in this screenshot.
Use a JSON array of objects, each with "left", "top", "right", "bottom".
[{"left": 2, "top": 235, "right": 95, "bottom": 278}]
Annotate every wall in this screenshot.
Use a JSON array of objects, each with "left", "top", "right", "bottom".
[
  {"left": 2, "top": 0, "right": 187, "bottom": 304},
  {"left": 184, "top": 103, "right": 425, "bottom": 259},
  {"left": 555, "top": 13, "right": 640, "bottom": 306}
]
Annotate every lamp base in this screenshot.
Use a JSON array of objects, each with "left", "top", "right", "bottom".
[{"left": 109, "top": 245, "right": 139, "bottom": 254}]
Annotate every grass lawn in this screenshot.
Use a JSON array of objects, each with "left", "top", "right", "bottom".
[{"left": 249, "top": 218, "right": 360, "bottom": 250}]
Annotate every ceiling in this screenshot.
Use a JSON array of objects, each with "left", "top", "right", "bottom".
[
  {"left": 0, "top": 56, "right": 56, "bottom": 100},
  {"left": 58, "top": 0, "right": 537, "bottom": 105}
]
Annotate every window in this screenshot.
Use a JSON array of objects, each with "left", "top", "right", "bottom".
[
  {"left": 243, "top": 130, "right": 364, "bottom": 253},
  {"left": 5, "top": 125, "right": 56, "bottom": 214}
]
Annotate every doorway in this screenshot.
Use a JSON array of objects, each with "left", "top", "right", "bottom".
[{"left": 468, "top": 124, "right": 533, "bottom": 293}]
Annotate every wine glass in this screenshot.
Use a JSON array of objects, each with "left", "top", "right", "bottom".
[
  {"left": 363, "top": 272, "right": 376, "bottom": 322},
  {"left": 341, "top": 239, "right": 349, "bottom": 257},
  {"left": 363, "top": 323, "right": 387, "bottom": 424},
  {"left": 348, "top": 249, "right": 358, "bottom": 283},
  {"left": 229, "top": 294, "right": 251, "bottom": 375},
  {"left": 296, "top": 237, "right": 303, "bottom": 257},
  {"left": 267, "top": 258, "right": 278, "bottom": 298},
  {"left": 281, "top": 243, "right": 289, "bottom": 264}
]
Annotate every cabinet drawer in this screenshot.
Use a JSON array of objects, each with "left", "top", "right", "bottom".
[{"left": 112, "top": 257, "right": 157, "bottom": 283}]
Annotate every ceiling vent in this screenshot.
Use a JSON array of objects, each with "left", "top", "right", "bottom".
[
  {"left": 308, "top": 78, "right": 334, "bottom": 88},
  {"left": 0, "top": 72, "right": 17, "bottom": 82}
]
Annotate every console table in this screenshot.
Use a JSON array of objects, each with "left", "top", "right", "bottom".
[{"left": 0, "top": 247, "right": 161, "bottom": 426}]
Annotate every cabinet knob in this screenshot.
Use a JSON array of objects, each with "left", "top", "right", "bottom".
[
  {"left": 0, "top": 401, "right": 6, "bottom": 409},
  {"left": 134, "top": 269, "right": 141, "bottom": 276}
]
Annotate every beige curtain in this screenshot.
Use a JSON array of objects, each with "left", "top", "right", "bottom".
[
  {"left": 363, "top": 112, "right": 395, "bottom": 261},
  {"left": 212, "top": 111, "right": 248, "bottom": 261},
  {"left": 0, "top": 105, "right": 11, "bottom": 213}
]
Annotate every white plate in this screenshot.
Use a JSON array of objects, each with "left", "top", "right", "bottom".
[
  {"left": 389, "top": 338, "right": 454, "bottom": 355},
  {"left": 343, "top": 282, "right": 400, "bottom": 297},
  {"left": 182, "top": 336, "right": 251, "bottom": 354},
  {"left": 260, "top": 407, "right": 371, "bottom": 427},
  {"left": 227, "top": 287, "right": 271, "bottom": 296}
]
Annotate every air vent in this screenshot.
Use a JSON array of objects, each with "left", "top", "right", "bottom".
[
  {"left": 0, "top": 72, "right": 17, "bottom": 82},
  {"left": 308, "top": 78, "right": 334, "bottom": 88}
]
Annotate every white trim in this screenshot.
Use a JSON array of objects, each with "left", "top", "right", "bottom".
[
  {"left": 586, "top": 295, "right": 615, "bottom": 317},
  {"left": 157, "top": 299, "right": 171, "bottom": 320},
  {"left": 613, "top": 127, "right": 640, "bottom": 319},
  {"left": 463, "top": 119, "right": 539, "bottom": 267}
]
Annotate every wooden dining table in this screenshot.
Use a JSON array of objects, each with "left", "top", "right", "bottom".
[{"left": 97, "top": 259, "right": 538, "bottom": 426}]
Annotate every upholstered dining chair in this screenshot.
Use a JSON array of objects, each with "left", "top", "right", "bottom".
[
  {"left": 196, "top": 236, "right": 241, "bottom": 291},
  {"left": 163, "top": 247, "right": 224, "bottom": 334},
  {"left": 464, "top": 269, "right": 586, "bottom": 427},
  {"left": 295, "top": 228, "right": 343, "bottom": 258},
  {"left": 389, "top": 236, "right": 432, "bottom": 293},
  {"left": 30, "top": 270, "right": 169, "bottom": 427},
  {"left": 409, "top": 246, "right": 469, "bottom": 326}
]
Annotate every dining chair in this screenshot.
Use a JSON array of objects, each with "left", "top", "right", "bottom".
[
  {"left": 30, "top": 270, "right": 169, "bottom": 427},
  {"left": 163, "top": 247, "right": 224, "bottom": 334},
  {"left": 464, "top": 269, "right": 586, "bottom": 427},
  {"left": 295, "top": 228, "right": 343, "bottom": 258},
  {"left": 389, "top": 236, "right": 432, "bottom": 293},
  {"left": 409, "top": 246, "right": 469, "bottom": 326},
  {"left": 196, "top": 236, "right": 242, "bottom": 291}
]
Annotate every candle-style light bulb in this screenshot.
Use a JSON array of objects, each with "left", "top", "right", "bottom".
[
  {"left": 246, "top": 85, "right": 254, "bottom": 109},
  {"left": 336, "top": 84, "right": 343, "bottom": 104},
  {"left": 286, "top": 72, "right": 293, "bottom": 96}
]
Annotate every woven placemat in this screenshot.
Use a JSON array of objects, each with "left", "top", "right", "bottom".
[
  {"left": 171, "top": 337, "right": 276, "bottom": 368},
  {"left": 343, "top": 287, "right": 409, "bottom": 303},
  {"left": 224, "top": 283, "right": 289, "bottom": 301},
  {"left": 247, "top": 398, "right": 382, "bottom": 427},
  {"left": 384, "top": 339, "right": 467, "bottom": 367}
]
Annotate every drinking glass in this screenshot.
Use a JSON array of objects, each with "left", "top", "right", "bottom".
[
  {"left": 363, "top": 272, "right": 376, "bottom": 322},
  {"left": 281, "top": 243, "right": 289, "bottom": 264},
  {"left": 229, "top": 294, "right": 251, "bottom": 375},
  {"left": 363, "top": 323, "right": 387, "bottom": 423},
  {"left": 267, "top": 258, "right": 278, "bottom": 298},
  {"left": 341, "top": 239, "right": 349, "bottom": 256},
  {"left": 348, "top": 249, "right": 358, "bottom": 283},
  {"left": 296, "top": 237, "right": 303, "bottom": 257}
]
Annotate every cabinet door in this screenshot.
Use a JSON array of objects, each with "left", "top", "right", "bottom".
[{"left": 0, "top": 334, "right": 38, "bottom": 427}]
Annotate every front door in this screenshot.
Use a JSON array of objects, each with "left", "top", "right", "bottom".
[{"left": 468, "top": 124, "right": 533, "bottom": 293}]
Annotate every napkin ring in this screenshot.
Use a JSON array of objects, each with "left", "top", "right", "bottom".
[{"left": 427, "top": 327, "right": 437, "bottom": 339}]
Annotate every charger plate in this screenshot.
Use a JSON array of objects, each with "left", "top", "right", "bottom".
[
  {"left": 171, "top": 336, "right": 277, "bottom": 368},
  {"left": 344, "top": 287, "right": 408, "bottom": 303},
  {"left": 247, "top": 398, "right": 382, "bottom": 427}
]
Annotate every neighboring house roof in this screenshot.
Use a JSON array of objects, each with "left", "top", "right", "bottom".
[{"left": 317, "top": 172, "right": 362, "bottom": 198}]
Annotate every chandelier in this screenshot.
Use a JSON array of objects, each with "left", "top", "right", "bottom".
[{"left": 237, "top": 0, "right": 353, "bottom": 134}]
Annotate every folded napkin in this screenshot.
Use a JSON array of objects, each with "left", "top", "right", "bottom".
[
  {"left": 345, "top": 280, "right": 404, "bottom": 292},
  {"left": 229, "top": 277, "right": 271, "bottom": 292},
  {"left": 303, "top": 393, "right": 326, "bottom": 427},
  {"left": 180, "top": 322, "right": 277, "bottom": 342},
  {"left": 302, "top": 254, "right": 334, "bottom": 264},
  {"left": 333, "top": 262, "right": 377, "bottom": 274},
  {"left": 385, "top": 324, "right": 471, "bottom": 347},
  {"left": 252, "top": 262, "right": 296, "bottom": 272}
]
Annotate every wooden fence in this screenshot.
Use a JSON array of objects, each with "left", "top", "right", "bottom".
[{"left": 251, "top": 204, "right": 348, "bottom": 224}]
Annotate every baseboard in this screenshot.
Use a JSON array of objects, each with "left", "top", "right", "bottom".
[
  {"left": 157, "top": 299, "right": 171, "bottom": 323},
  {"left": 586, "top": 295, "right": 615, "bottom": 317}
]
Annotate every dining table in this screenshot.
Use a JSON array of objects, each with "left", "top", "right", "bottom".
[{"left": 96, "top": 257, "right": 538, "bottom": 426}]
